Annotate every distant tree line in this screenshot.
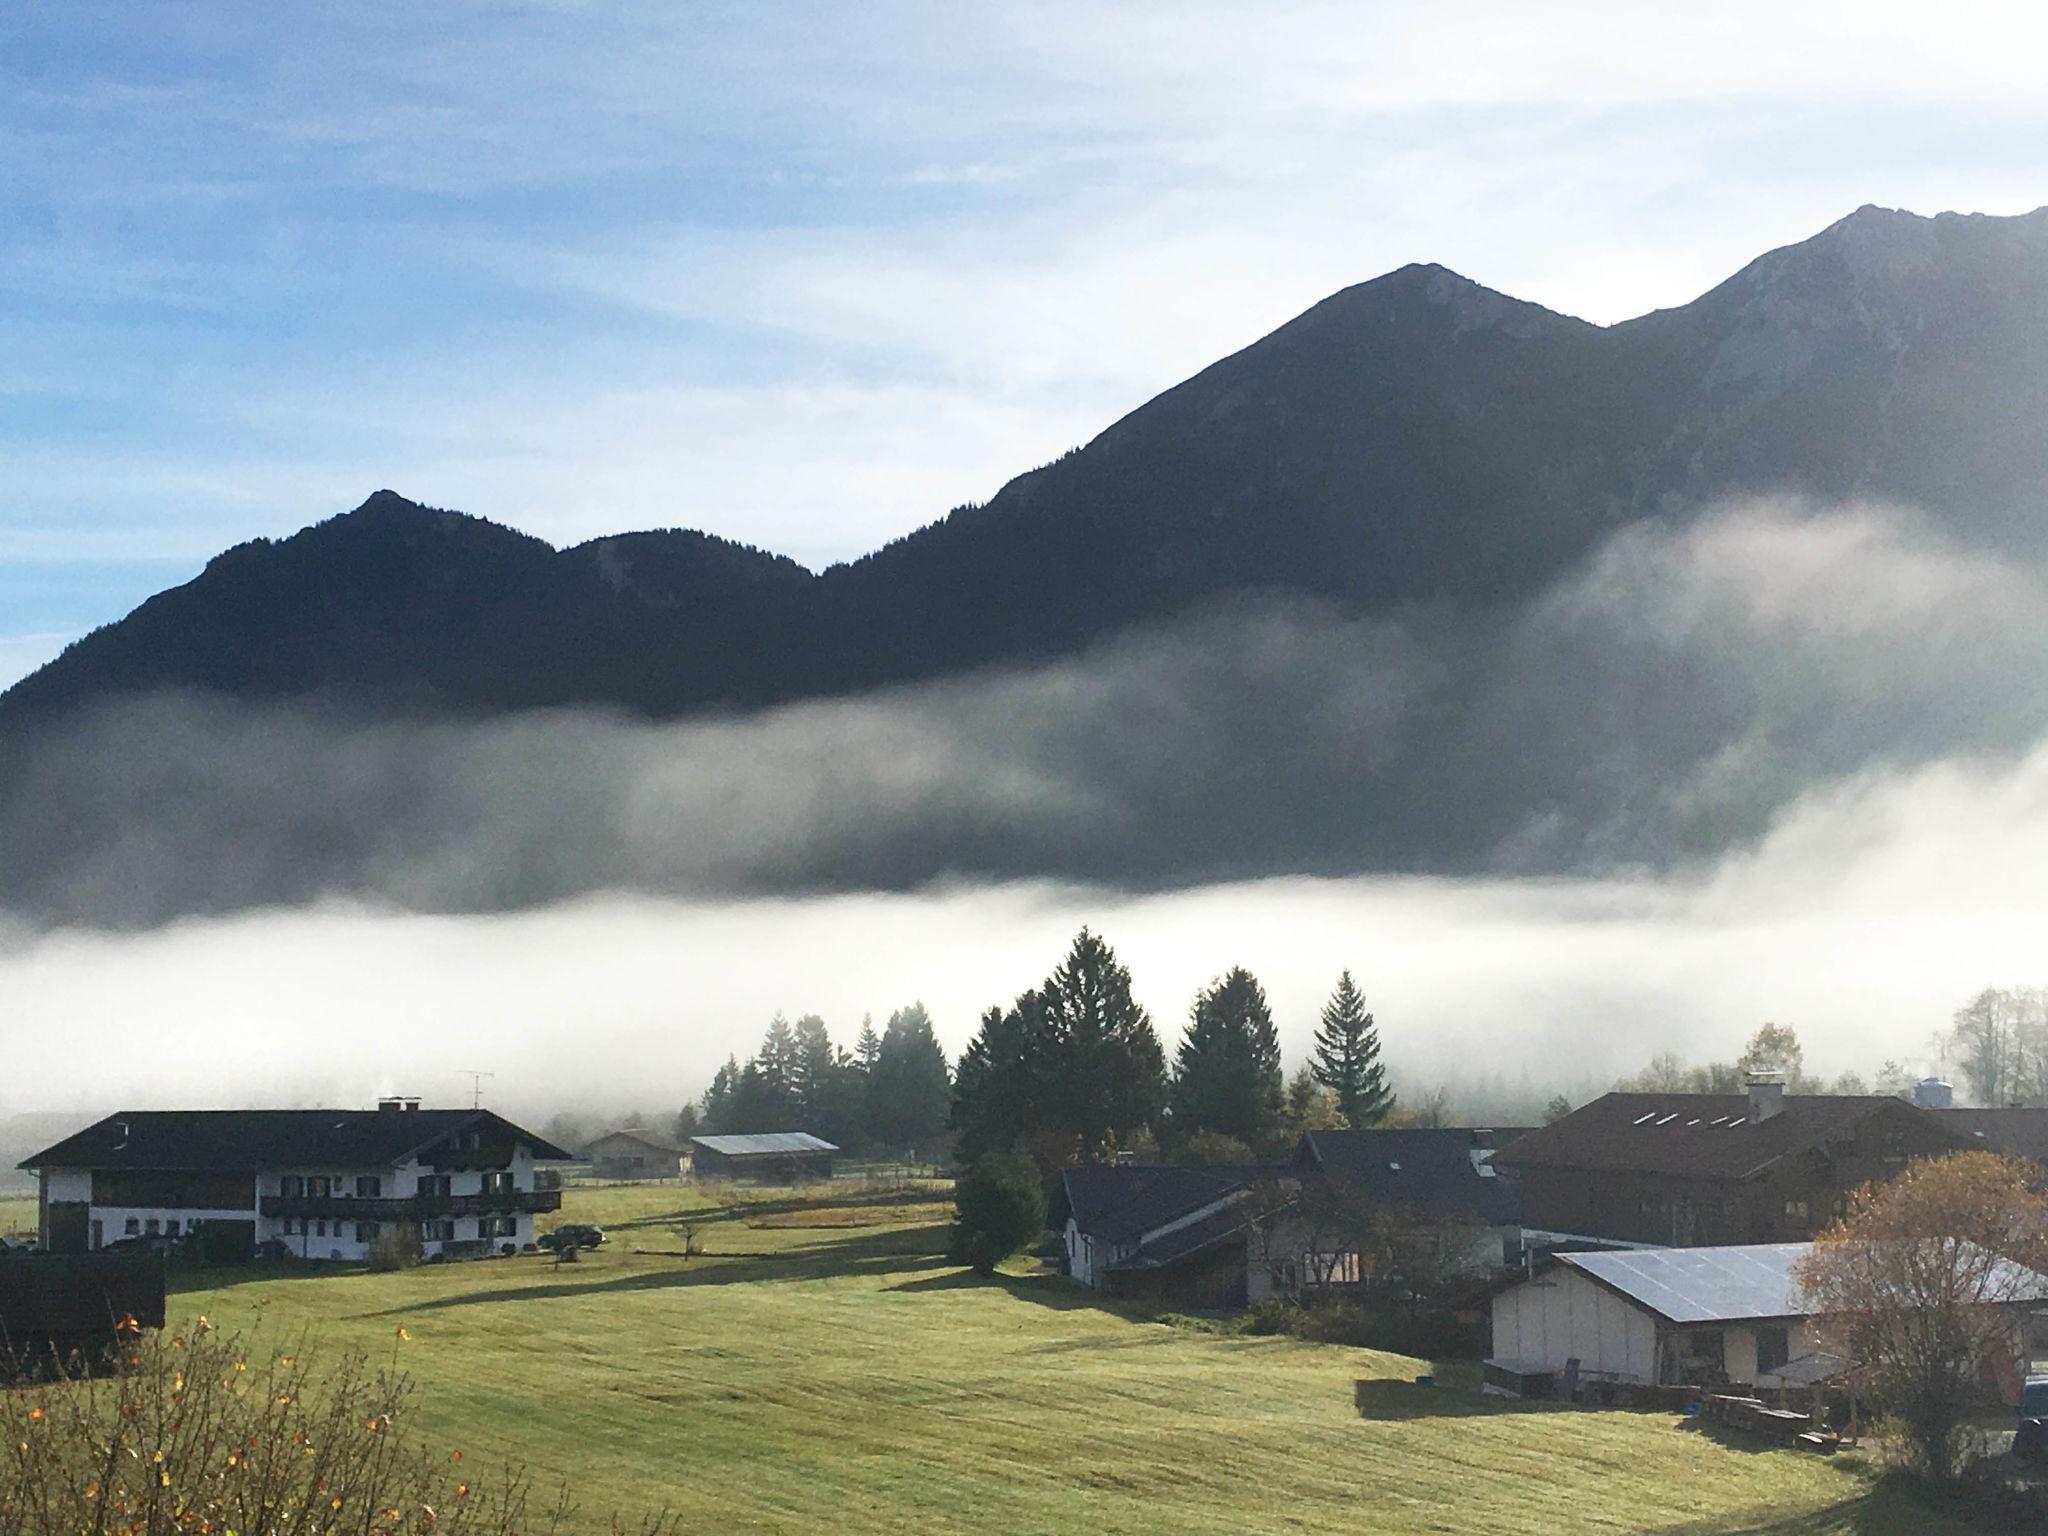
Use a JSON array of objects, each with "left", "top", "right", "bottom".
[
  {"left": 686, "top": 1004, "right": 953, "bottom": 1159},
  {"left": 950, "top": 928, "right": 1395, "bottom": 1171}
]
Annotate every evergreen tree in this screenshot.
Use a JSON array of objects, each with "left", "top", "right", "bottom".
[
  {"left": 869, "top": 1002, "right": 953, "bottom": 1159},
  {"left": 854, "top": 1015, "right": 882, "bottom": 1074},
  {"left": 1170, "top": 966, "right": 1283, "bottom": 1150},
  {"left": 700, "top": 1056, "right": 744, "bottom": 1133},
  {"left": 952, "top": 998, "right": 1039, "bottom": 1164},
  {"left": 1038, "top": 928, "right": 1167, "bottom": 1156},
  {"left": 1311, "top": 970, "right": 1393, "bottom": 1126}
]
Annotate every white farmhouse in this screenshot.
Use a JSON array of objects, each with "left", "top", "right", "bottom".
[{"left": 20, "top": 1101, "right": 573, "bottom": 1263}]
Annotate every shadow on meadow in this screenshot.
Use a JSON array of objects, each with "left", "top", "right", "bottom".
[
  {"left": 350, "top": 1224, "right": 955, "bottom": 1318},
  {"left": 1347, "top": 1377, "right": 1582, "bottom": 1422},
  {"left": 1644, "top": 1488, "right": 1948, "bottom": 1536}
]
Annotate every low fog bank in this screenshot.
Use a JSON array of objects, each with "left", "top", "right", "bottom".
[
  {"left": 4, "top": 497, "right": 2045, "bottom": 929},
  {"left": 3, "top": 727, "right": 2046, "bottom": 1131}
]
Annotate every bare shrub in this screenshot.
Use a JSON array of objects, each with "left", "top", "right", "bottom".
[{"left": 0, "top": 1316, "right": 677, "bottom": 1535}]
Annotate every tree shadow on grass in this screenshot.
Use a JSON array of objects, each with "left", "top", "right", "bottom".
[
  {"left": 1643, "top": 1488, "right": 1955, "bottom": 1535},
  {"left": 350, "top": 1225, "right": 953, "bottom": 1318},
  {"left": 885, "top": 1267, "right": 1161, "bottom": 1318},
  {"left": 600, "top": 1187, "right": 947, "bottom": 1234},
  {"left": 1349, "top": 1378, "right": 1583, "bottom": 1422}
]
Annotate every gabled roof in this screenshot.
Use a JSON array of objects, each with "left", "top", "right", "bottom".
[
  {"left": 18, "top": 1109, "right": 574, "bottom": 1172},
  {"left": 1557, "top": 1241, "right": 2048, "bottom": 1326},
  {"left": 1489, "top": 1093, "right": 1958, "bottom": 1181},
  {"left": 1936, "top": 1108, "right": 2048, "bottom": 1165},
  {"left": 587, "top": 1127, "right": 683, "bottom": 1155},
  {"left": 1559, "top": 1243, "right": 1811, "bottom": 1324},
  {"left": 1056, "top": 1164, "right": 1282, "bottom": 1246},
  {"left": 688, "top": 1132, "right": 838, "bottom": 1157},
  {"left": 1296, "top": 1129, "right": 1523, "bottom": 1225},
  {"left": 1106, "top": 1195, "right": 1271, "bottom": 1273}
]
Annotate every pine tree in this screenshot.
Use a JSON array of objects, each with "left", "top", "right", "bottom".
[
  {"left": 1038, "top": 928, "right": 1167, "bottom": 1156},
  {"left": 700, "top": 1056, "right": 744, "bottom": 1133},
  {"left": 869, "top": 1002, "right": 953, "bottom": 1159},
  {"left": 1311, "top": 970, "right": 1393, "bottom": 1127},
  {"left": 854, "top": 1015, "right": 882, "bottom": 1074},
  {"left": 952, "top": 999, "right": 1038, "bottom": 1164},
  {"left": 1170, "top": 966, "right": 1283, "bottom": 1150}
]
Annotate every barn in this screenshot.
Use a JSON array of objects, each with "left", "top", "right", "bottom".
[
  {"left": 584, "top": 1128, "right": 685, "bottom": 1181},
  {"left": 686, "top": 1132, "right": 838, "bottom": 1184}
]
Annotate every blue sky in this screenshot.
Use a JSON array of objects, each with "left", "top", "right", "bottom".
[{"left": 3, "top": 2, "right": 2045, "bottom": 687}]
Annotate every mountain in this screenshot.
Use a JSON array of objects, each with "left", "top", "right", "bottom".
[{"left": 5, "top": 205, "right": 2046, "bottom": 726}]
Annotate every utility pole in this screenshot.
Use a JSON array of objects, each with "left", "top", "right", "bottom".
[{"left": 459, "top": 1070, "right": 495, "bottom": 1109}]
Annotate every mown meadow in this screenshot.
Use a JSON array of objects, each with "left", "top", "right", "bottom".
[{"left": 147, "top": 1179, "right": 1969, "bottom": 1536}]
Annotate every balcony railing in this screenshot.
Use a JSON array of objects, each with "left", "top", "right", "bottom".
[{"left": 258, "top": 1189, "right": 561, "bottom": 1220}]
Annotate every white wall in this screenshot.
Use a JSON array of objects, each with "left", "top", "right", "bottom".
[{"left": 1490, "top": 1266, "right": 1660, "bottom": 1384}]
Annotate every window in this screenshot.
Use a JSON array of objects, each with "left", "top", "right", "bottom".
[
  {"left": 1306, "top": 1251, "right": 1361, "bottom": 1285},
  {"left": 124, "top": 1217, "right": 140, "bottom": 1236},
  {"left": 478, "top": 1216, "right": 517, "bottom": 1239},
  {"left": 307, "top": 1176, "right": 331, "bottom": 1198},
  {"left": 356, "top": 1175, "right": 382, "bottom": 1198},
  {"left": 279, "top": 1175, "right": 304, "bottom": 1197},
  {"left": 416, "top": 1174, "right": 452, "bottom": 1198},
  {"left": 420, "top": 1219, "right": 456, "bottom": 1243},
  {"left": 1783, "top": 1200, "right": 1809, "bottom": 1222},
  {"left": 481, "top": 1171, "right": 514, "bottom": 1195},
  {"left": 355, "top": 1222, "right": 380, "bottom": 1243},
  {"left": 315, "top": 1219, "right": 327, "bottom": 1238},
  {"left": 1756, "top": 1327, "right": 1791, "bottom": 1377},
  {"left": 145, "top": 1218, "right": 160, "bottom": 1235},
  {"left": 164, "top": 1219, "right": 180, "bottom": 1238}
]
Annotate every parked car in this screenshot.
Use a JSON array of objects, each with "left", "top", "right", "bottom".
[
  {"left": 2018, "top": 1378, "right": 2048, "bottom": 1464},
  {"left": 538, "top": 1224, "right": 605, "bottom": 1252}
]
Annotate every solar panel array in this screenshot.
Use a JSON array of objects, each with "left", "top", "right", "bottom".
[{"left": 1561, "top": 1244, "right": 1810, "bottom": 1323}]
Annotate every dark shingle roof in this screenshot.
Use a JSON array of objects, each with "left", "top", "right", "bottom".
[
  {"left": 689, "top": 1132, "right": 838, "bottom": 1157},
  {"left": 1936, "top": 1108, "right": 2048, "bottom": 1164},
  {"left": 1106, "top": 1197, "right": 1267, "bottom": 1273},
  {"left": 1296, "top": 1129, "right": 1523, "bottom": 1225},
  {"left": 18, "top": 1109, "right": 573, "bottom": 1171},
  {"left": 1489, "top": 1093, "right": 1958, "bottom": 1180},
  {"left": 1057, "top": 1165, "right": 1281, "bottom": 1245}
]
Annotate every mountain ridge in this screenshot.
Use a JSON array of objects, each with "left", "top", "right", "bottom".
[{"left": 7, "top": 204, "right": 2048, "bottom": 725}]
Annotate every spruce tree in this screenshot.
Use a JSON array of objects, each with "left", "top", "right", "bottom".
[
  {"left": 1039, "top": 928, "right": 1167, "bottom": 1156},
  {"left": 1311, "top": 970, "right": 1393, "bottom": 1126},
  {"left": 869, "top": 1002, "right": 953, "bottom": 1158},
  {"left": 1171, "top": 966, "right": 1283, "bottom": 1150}
]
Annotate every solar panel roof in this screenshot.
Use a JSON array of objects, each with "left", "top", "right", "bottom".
[
  {"left": 1560, "top": 1244, "right": 1811, "bottom": 1323},
  {"left": 689, "top": 1132, "right": 839, "bottom": 1156}
]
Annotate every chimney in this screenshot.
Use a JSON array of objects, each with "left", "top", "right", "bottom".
[
  {"left": 1912, "top": 1078, "right": 1953, "bottom": 1110},
  {"left": 1747, "top": 1071, "right": 1785, "bottom": 1123}
]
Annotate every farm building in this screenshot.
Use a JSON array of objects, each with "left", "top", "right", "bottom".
[
  {"left": 1487, "top": 1242, "right": 2048, "bottom": 1401},
  {"left": 585, "top": 1128, "right": 685, "bottom": 1181},
  {"left": 1489, "top": 1079, "right": 1967, "bottom": 1247},
  {"left": 686, "top": 1132, "right": 838, "bottom": 1184},
  {"left": 1259, "top": 1128, "right": 1529, "bottom": 1296},
  {"left": 19, "top": 1102, "right": 573, "bottom": 1263}
]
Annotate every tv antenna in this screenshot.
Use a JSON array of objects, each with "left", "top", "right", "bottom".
[{"left": 459, "top": 1070, "right": 495, "bottom": 1109}]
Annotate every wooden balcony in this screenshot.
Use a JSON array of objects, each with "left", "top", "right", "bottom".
[{"left": 258, "top": 1188, "right": 561, "bottom": 1220}]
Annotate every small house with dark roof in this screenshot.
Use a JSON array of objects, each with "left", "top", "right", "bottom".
[
  {"left": 585, "top": 1127, "right": 685, "bottom": 1182},
  {"left": 1053, "top": 1163, "right": 1285, "bottom": 1307},
  {"left": 19, "top": 1101, "right": 573, "bottom": 1263},
  {"left": 685, "top": 1132, "right": 837, "bottom": 1184},
  {"left": 1489, "top": 1079, "right": 1966, "bottom": 1248}
]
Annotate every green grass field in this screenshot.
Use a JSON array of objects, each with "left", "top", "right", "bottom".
[
  {"left": 139, "top": 1181, "right": 1971, "bottom": 1535},
  {"left": 0, "top": 1187, "right": 36, "bottom": 1240}
]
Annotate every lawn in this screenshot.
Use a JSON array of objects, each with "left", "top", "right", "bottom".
[
  {"left": 154, "top": 1181, "right": 1967, "bottom": 1536},
  {"left": 0, "top": 1186, "right": 36, "bottom": 1241}
]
